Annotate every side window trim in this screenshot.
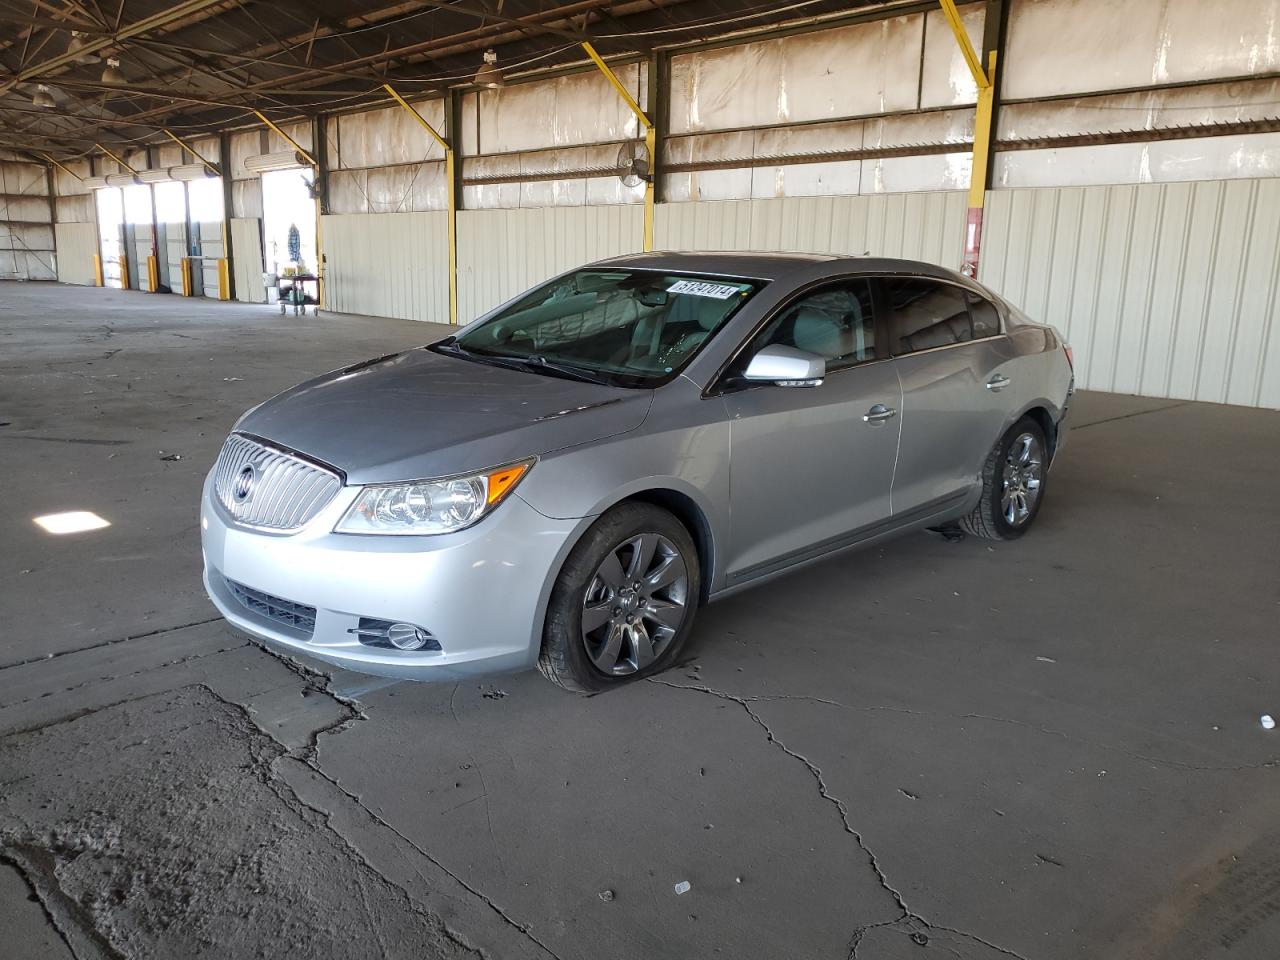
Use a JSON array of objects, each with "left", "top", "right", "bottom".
[
  {"left": 872, "top": 274, "right": 1008, "bottom": 358},
  {"left": 706, "top": 277, "right": 887, "bottom": 396}
]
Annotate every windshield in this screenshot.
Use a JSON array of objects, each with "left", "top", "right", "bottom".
[{"left": 442, "top": 269, "right": 763, "bottom": 387}]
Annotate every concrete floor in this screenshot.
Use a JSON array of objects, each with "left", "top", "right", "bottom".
[{"left": 2, "top": 282, "right": 1278, "bottom": 960}]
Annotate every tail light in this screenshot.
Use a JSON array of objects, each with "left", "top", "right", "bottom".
[{"left": 1063, "top": 344, "right": 1075, "bottom": 371}]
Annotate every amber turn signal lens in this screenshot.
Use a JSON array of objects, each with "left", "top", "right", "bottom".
[{"left": 486, "top": 463, "right": 530, "bottom": 505}]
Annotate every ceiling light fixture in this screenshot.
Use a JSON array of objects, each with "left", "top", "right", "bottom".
[
  {"left": 473, "top": 49, "right": 504, "bottom": 89},
  {"left": 66, "top": 30, "right": 99, "bottom": 64},
  {"left": 101, "top": 57, "right": 125, "bottom": 85},
  {"left": 33, "top": 84, "right": 55, "bottom": 108}
]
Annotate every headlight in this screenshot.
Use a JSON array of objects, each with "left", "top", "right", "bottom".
[{"left": 335, "top": 460, "right": 532, "bottom": 535}]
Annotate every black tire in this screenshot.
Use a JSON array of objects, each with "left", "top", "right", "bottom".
[
  {"left": 538, "top": 503, "right": 701, "bottom": 694},
  {"left": 960, "top": 417, "right": 1049, "bottom": 541}
]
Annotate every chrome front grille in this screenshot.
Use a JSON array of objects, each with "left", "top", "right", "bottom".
[{"left": 212, "top": 434, "right": 341, "bottom": 531}]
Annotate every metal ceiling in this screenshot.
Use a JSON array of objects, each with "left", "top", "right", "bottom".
[{"left": 0, "top": 0, "right": 877, "bottom": 158}]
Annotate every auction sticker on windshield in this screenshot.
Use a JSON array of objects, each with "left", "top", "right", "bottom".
[{"left": 667, "top": 280, "right": 742, "bottom": 299}]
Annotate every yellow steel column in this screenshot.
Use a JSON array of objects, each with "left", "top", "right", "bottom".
[
  {"left": 383, "top": 84, "right": 458, "bottom": 326},
  {"left": 938, "top": 0, "right": 996, "bottom": 277},
  {"left": 582, "top": 42, "right": 655, "bottom": 252}
]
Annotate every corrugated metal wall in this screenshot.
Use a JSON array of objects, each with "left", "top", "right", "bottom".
[
  {"left": 1, "top": 156, "right": 55, "bottom": 281},
  {"left": 456, "top": 205, "right": 643, "bottom": 321},
  {"left": 53, "top": 222, "right": 97, "bottom": 286},
  {"left": 654, "top": 192, "right": 967, "bottom": 265},
  {"left": 979, "top": 178, "right": 1280, "bottom": 409},
  {"left": 231, "top": 218, "right": 265, "bottom": 303},
  {"left": 322, "top": 212, "right": 450, "bottom": 323}
]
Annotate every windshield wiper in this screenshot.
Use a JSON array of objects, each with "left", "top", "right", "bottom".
[
  {"left": 433, "top": 342, "right": 610, "bottom": 385},
  {"left": 515, "top": 355, "right": 612, "bottom": 385}
]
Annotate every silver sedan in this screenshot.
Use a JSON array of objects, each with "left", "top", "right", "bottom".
[{"left": 201, "top": 253, "right": 1073, "bottom": 693}]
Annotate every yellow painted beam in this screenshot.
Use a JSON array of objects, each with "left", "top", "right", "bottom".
[
  {"left": 581, "top": 43, "right": 652, "bottom": 130},
  {"left": 443, "top": 150, "right": 457, "bottom": 325},
  {"left": 938, "top": 0, "right": 990, "bottom": 90},
  {"left": 97, "top": 143, "right": 141, "bottom": 176},
  {"left": 217, "top": 258, "right": 230, "bottom": 300},
  {"left": 382, "top": 84, "right": 450, "bottom": 152},
  {"left": 42, "top": 153, "right": 83, "bottom": 182},
  {"left": 383, "top": 83, "right": 458, "bottom": 325},
  {"left": 968, "top": 51, "right": 997, "bottom": 209},
  {"left": 93, "top": 254, "right": 104, "bottom": 287},
  {"left": 146, "top": 255, "right": 159, "bottom": 292},
  {"left": 162, "top": 129, "right": 219, "bottom": 174},
  {"left": 642, "top": 125, "right": 656, "bottom": 251},
  {"left": 252, "top": 110, "right": 317, "bottom": 167},
  {"left": 581, "top": 42, "right": 656, "bottom": 252}
]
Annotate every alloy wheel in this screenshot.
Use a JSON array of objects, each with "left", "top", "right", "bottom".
[
  {"left": 581, "top": 533, "right": 689, "bottom": 676},
  {"left": 1001, "top": 431, "right": 1044, "bottom": 526}
]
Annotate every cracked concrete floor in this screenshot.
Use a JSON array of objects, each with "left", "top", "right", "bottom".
[{"left": 2, "top": 282, "right": 1279, "bottom": 960}]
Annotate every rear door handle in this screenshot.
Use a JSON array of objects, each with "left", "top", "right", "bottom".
[
  {"left": 986, "top": 374, "right": 1012, "bottom": 391},
  {"left": 863, "top": 404, "right": 897, "bottom": 424}
]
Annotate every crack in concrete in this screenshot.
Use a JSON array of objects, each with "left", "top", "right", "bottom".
[
  {"left": 0, "top": 848, "right": 93, "bottom": 960},
  {"left": 1, "top": 642, "right": 249, "bottom": 711},
  {"left": 649, "top": 678, "right": 1034, "bottom": 960},
  {"left": 2, "top": 844, "right": 124, "bottom": 960},
  {"left": 297, "top": 757, "right": 563, "bottom": 960},
  {"left": 242, "top": 643, "right": 558, "bottom": 959},
  {"left": 1072, "top": 400, "right": 1190, "bottom": 430},
  {"left": 687, "top": 691, "right": 1278, "bottom": 776},
  {"left": 0, "top": 617, "right": 224, "bottom": 672},
  {"left": 262, "top": 761, "right": 488, "bottom": 960}
]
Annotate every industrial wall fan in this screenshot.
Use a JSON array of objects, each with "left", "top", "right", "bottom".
[{"left": 617, "top": 140, "right": 651, "bottom": 187}]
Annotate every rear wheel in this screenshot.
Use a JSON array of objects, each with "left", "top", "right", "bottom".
[
  {"left": 538, "top": 503, "right": 700, "bottom": 694},
  {"left": 960, "top": 417, "right": 1048, "bottom": 541}
]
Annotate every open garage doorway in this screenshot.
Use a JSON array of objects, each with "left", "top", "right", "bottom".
[
  {"left": 94, "top": 187, "right": 124, "bottom": 289},
  {"left": 153, "top": 181, "right": 187, "bottom": 295},
  {"left": 261, "top": 167, "right": 317, "bottom": 312},
  {"left": 121, "top": 185, "right": 155, "bottom": 292}
]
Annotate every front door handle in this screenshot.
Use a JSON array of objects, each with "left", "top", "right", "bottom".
[
  {"left": 986, "top": 374, "right": 1012, "bottom": 391},
  {"left": 863, "top": 404, "right": 898, "bottom": 424}
]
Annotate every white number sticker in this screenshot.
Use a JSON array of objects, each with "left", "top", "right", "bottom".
[{"left": 667, "top": 280, "right": 741, "bottom": 299}]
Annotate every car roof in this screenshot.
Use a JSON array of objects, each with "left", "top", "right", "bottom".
[{"left": 590, "top": 250, "right": 970, "bottom": 284}]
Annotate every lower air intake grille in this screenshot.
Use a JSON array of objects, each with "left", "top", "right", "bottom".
[{"left": 225, "top": 578, "right": 316, "bottom": 636}]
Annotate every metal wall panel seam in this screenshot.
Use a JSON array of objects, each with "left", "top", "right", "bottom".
[
  {"left": 1250, "top": 195, "right": 1280, "bottom": 407},
  {"left": 1132, "top": 185, "right": 1168, "bottom": 398},
  {"left": 1217, "top": 180, "right": 1260, "bottom": 405},
  {"left": 1186, "top": 183, "right": 1228, "bottom": 400}
]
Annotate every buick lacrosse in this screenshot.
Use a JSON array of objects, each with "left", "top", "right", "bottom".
[{"left": 201, "top": 253, "right": 1073, "bottom": 692}]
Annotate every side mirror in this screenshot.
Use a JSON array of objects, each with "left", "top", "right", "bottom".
[{"left": 742, "top": 344, "right": 826, "bottom": 387}]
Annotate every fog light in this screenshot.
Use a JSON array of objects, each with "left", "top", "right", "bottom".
[
  {"left": 348, "top": 618, "right": 440, "bottom": 651},
  {"left": 387, "top": 622, "right": 431, "bottom": 651}
]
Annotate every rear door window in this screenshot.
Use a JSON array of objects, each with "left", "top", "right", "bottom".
[
  {"left": 967, "top": 292, "right": 1002, "bottom": 339},
  {"left": 884, "top": 278, "right": 974, "bottom": 354}
]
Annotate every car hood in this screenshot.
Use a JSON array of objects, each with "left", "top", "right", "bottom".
[{"left": 235, "top": 348, "right": 652, "bottom": 484}]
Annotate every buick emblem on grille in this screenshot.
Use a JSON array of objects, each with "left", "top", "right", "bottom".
[{"left": 232, "top": 464, "right": 257, "bottom": 503}]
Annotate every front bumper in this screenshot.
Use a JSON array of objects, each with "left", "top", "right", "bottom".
[{"left": 200, "top": 471, "right": 582, "bottom": 680}]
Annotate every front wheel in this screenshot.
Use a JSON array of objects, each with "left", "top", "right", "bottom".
[
  {"left": 538, "top": 503, "right": 700, "bottom": 694},
  {"left": 960, "top": 417, "right": 1048, "bottom": 540}
]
